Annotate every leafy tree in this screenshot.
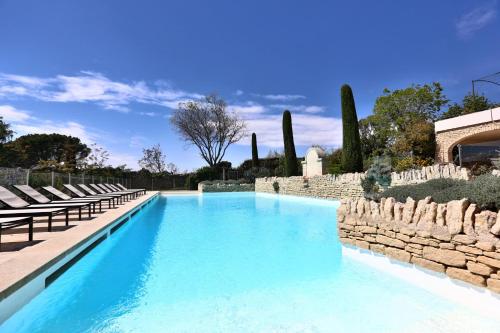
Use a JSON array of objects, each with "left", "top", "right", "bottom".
[
  {"left": 359, "top": 82, "right": 448, "bottom": 162},
  {"left": 0, "top": 116, "right": 14, "bottom": 144},
  {"left": 171, "top": 94, "right": 246, "bottom": 167},
  {"left": 340, "top": 84, "right": 363, "bottom": 172},
  {"left": 440, "top": 92, "right": 499, "bottom": 120},
  {"left": 282, "top": 110, "right": 299, "bottom": 176},
  {"left": 3, "top": 133, "right": 90, "bottom": 171},
  {"left": 251, "top": 133, "right": 259, "bottom": 168}
]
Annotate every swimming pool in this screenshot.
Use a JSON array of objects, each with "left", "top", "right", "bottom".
[{"left": 1, "top": 193, "right": 499, "bottom": 332}]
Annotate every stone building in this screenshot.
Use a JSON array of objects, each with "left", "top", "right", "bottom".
[
  {"left": 301, "top": 146, "right": 327, "bottom": 178},
  {"left": 435, "top": 107, "right": 500, "bottom": 164}
]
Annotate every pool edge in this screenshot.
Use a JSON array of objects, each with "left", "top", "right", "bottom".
[{"left": 0, "top": 192, "right": 159, "bottom": 324}]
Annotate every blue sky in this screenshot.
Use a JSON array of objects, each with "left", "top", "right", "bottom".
[{"left": 0, "top": 0, "right": 499, "bottom": 171}]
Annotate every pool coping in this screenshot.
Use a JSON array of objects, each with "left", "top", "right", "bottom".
[{"left": 0, "top": 191, "right": 159, "bottom": 323}]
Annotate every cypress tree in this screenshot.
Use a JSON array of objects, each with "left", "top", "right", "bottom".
[
  {"left": 282, "top": 110, "right": 299, "bottom": 176},
  {"left": 251, "top": 133, "right": 259, "bottom": 168},
  {"left": 340, "top": 84, "right": 363, "bottom": 172}
]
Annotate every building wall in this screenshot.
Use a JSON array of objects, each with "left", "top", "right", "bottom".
[
  {"left": 337, "top": 196, "right": 500, "bottom": 293},
  {"left": 436, "top": 121, "right": 500, "bottom": 163},
  {"left": 255, "top": 164, "right": 470, "bottom": 199}
]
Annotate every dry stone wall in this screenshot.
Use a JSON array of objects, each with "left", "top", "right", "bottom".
[
  {"left": 255, "top": 164, "right": 470, "bottom": 200},
  {"left": 198, "top": 182, "right": 255, "bottom": 192},
  {"left": 337, "top": 197, "right": 500, "bottom": 293}
]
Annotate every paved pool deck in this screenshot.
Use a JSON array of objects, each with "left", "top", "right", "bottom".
[{"left": 0, "top": 191, "right": 159, "bottom": 306}]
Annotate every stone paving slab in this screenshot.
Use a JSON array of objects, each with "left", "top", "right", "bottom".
[{"left": 0, "top": 191, "right": 159, "bottom": 302}]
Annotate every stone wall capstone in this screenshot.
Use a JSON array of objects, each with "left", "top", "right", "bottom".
[
  {"left": 255, "top": 163, "right": 470, "bottom": 199},
  {"left": 337, "top": 196, "right": 500, "bottom": 293}
]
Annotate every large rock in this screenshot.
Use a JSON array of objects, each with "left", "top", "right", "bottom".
[
  {"left": 477, "top": 256, "right": 500, "bottom": 269},
  {"left": 394, "top": 202, "right": 404, "bottom": 223},
  {"left": 417, "top": 202, "right": 437, "bottom": 234},
  {"left": 436, "top": 204, "right": 446, "bottom": 227},
  {"left": 402, "top": 197, "right": 416, "bottom": 224},
  {"left": 474, "top": 211, "right": 497, "bottom": 236},
  {"left": 491, "top": 212, "right": 500, "bottom": 236},
  {"left": 384, "top": 197, "right": 396, "bottom": 222},
  {"left": 445, "top": 199, "right": 469, "bottom": 235},
  {"left": 385, "top": 247, "right": 411, "bottom": 262},
  {"left": 422, "top": 247, "right": 466, "bottom": 267},
  {"left": 412, "top": 197, "right": 432, "bottom": 224},
  {"left": 486, "top": 279, "right": 500, "bottom": 293},
  {"left": 375, "top": 235, "right": 406, "bottom": 249},
  {"left": 463, "top": 203, "right": 477, "bottom": 236},
  {"left": 411, "top": 256, "right": 445, "bottom": 273},
  {"left": 446, "top": 268, "right": 485, "bottom": 287},
  {"left": 466, "top": 262, "right": 493, "bottom": 276}
]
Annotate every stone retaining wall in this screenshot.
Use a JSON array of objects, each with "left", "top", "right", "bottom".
[
  {"left": 198, "top": 182, "right": 255, "bottom": 192},
  {"left": 337, "top": 197, "right": 500, "bottom": 293},
  {"left": 255, "top": 164, "right": 470, "bottom": 199}
]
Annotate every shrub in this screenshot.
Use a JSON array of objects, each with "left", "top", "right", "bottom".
[
  {"left": 361, "top": 156, "right": 392, "bottom": 199},
  {"left": 251, "top": 133, "right": 259, "bottom": 168},
  {"left": 272, "top": 181, "right": 280, "bottom": 193},
  {"left": 340, "top": 84, "right": 363, "bottom": 172},
  {"left": 282, "top": 110, "right": 299, "bottom": 176},
  {"left": 393, "top": 156, "right": 434, "bottom": 172},
  {"left": 379, "top": 174, "right": 500, "bottom": 210}
]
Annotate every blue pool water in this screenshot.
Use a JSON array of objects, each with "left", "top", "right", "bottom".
[{"left": 1, "top": 193, "right": 500, "bottom": 332}]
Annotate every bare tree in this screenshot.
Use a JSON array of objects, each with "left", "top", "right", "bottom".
[
  {"left": 84, "top": 143, "right": 110, "bottom": 170},
  {"left": 139, "top": 144, "right": 167, "bottom": 174},
  {"left": 170, "top": 94, "right": 246, "bottom": 166}
]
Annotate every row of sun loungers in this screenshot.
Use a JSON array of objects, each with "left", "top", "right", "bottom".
[{"left": 0, "top": 183, "right": 146, "bottom": 248}]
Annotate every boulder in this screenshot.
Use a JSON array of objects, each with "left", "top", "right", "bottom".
[
  {"left": 463, "top": 203, "right": 478, "bottom": 236},
  {"left": 446, "top": 268, "right": 485, "bottom": 287},
  {"left": 402, "top": 197, "right": 416, "bottom": 224},
  {"left": 466, "top": 262, "right": 493, "bottom": 276},
  {"left": 446, "top": 199, "right": 469, "bottom": 235},
  {"left": 423, "top": 247, "right": 466, "bottom": 267},
  {"left": 411, "top": 256, "right": 445, "bottom": 273}
]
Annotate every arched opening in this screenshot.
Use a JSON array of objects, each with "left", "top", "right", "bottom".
[{"left": 448, "top": 128, "right": 500, "bottom": 167}]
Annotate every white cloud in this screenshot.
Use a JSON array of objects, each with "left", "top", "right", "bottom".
[
  {"left": 235, "top": 90, "right": 244, "bottom": 96},
  {"left": 138, "top": 111, "right": 158, "bottom": 117},
  {"left": 269, "top": 104, "right": 325, "bottom": 113},
  {"left": 0, "top": 105, "right": 32, "bottom": 122},
  {"left": 456, "top": 3, "right": 497, "bottom": 38},
  {"left": 0, "top": 71, "right": 202, "bottom": 112},
  {"left": 228, "top": 103, "right": 267, "bottom": 116},
  {"left": 261, "top": 94, "right": 306, "bottom": 101},
  {"left": 237, "top": 113, "right": 342, "bottom": 148}
]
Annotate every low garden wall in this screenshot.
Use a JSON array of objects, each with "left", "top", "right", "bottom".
[
  {"left": 337, "top": 196, "right": 500, "bottom": 293},
  {"left": 198, "top": 182, "right": 255, "bottom": 192},
  {"left": 255, "top": 163, "right": 470, "bottom": 199}
]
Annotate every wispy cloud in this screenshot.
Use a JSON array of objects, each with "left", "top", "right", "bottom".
[
  {"left": 456, "top": 2, "right": 497, "bottom": 38},
  {"left": 269, "top": 104, "right": 325, "bottom": 113},
  {"left": 238, "top": 113, "right": 342, "bottom": 148},
  {"left": 260, "top": 94, "right": 306, "bottom": 101},
  {"left": 0, "top": 105, "right": 32, "bottom": 122},
  {"left": 0, "top": 71, "right": 202, "bottom": 112}
]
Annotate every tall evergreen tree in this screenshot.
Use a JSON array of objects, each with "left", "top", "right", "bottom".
[
  {"left": 340, "top": 84, "right": 363, "bottom": 172},
  {"left": 282, "top": 110, "right": 299, "bottom": 176},
  {"left": 251, "top": 133, "right": 259, "bottom": 168}
]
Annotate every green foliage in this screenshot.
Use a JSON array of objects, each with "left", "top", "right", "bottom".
[
  {"left": 251, "top": 133, "right": 259, "bottom": 168},
  {"left": 1, "top": 133, "right": 90, "bottom": 171},
  {"left": 393, "top": 156, "right": 434, "bottom": 172},
  {"left": 0, "top": 116, "right": 14, "bottom": 144},
  {"left": 324, "top": 148, "right": 343, "bottom": 175},
  {"left": 272, "top": 181, "right": 279, "bottom": 193},
  {"left": 379, "top": 174, "right": 500, "bottom": 211},
  {"left": 282, "top": 110, "right": 299, "bottom": 176},
  {"left": 441, "top": 93, "right": 499, "bottom": 120},
  {"left": 340, "top": 84, "right": 363, "bottom": 172},
  {"left": 359, "top": 82, "right": 447, "bottom": 161},
  {"left": 361, "top": 156, "right": 392, "bottom": 199}
]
